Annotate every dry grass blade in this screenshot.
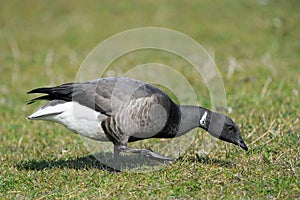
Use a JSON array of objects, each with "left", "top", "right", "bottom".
[
  {"left": 260, "top": 76, "right": 272, "bottom": 98},
  {"left": 250, "top": 120, "right": 276, "bottom": 145}
]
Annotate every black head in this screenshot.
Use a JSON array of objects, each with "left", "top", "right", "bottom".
[{"left": 207, "top": 112, "right": 248, "bottom": 151}]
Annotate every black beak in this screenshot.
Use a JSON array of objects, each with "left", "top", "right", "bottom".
[{"left": 238, "top": 140, "right": 248, "bottom": 151}]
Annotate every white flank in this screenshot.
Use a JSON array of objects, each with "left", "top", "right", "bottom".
[{"left": 28, "top": 101, "right": 109, "bottom": 141}]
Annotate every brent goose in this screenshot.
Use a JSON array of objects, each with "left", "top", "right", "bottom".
[{"left": 27, "top": 77, "right": 248, "bottom": 167}]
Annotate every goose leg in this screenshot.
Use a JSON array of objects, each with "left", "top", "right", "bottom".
[
  {"left": 118, "top": 145, "right": 174, "bottom": 162},
  {"left": 113, "top": 145, "right": 121, "bottom": 170}
]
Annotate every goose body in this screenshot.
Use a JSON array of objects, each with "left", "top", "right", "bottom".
[{"left": 27, "top": 77, "right": 248, "bottom": 167}]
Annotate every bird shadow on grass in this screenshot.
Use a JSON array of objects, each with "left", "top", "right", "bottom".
[
  {"left": 16, "top": 152, "right": 170, "bottom": 172},
  {"left": 16, "top": 154, "right": 116, "bottom": 172}
]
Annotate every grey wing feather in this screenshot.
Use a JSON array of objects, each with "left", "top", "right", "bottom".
[{"left": 28, "top": 77, "right": 172, "bottom": 117}]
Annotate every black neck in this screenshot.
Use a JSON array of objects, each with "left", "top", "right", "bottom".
[{"left": 176, "top": 105, "right": 211, "bottom": 136}]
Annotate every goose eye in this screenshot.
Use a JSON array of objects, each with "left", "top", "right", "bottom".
[{"left": 228, "top": 126, "right": 234, "bottom": 131}]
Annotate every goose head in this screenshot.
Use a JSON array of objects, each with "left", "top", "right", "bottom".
[{"left": 206, "top": 112, "right": 248, "bottom": 151}]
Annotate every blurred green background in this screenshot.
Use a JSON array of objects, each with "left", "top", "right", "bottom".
[{"left": 0, "top": 1, "right": 299, "bottom": 199}]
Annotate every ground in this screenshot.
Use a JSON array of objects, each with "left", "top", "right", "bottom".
[{"left": 0, "top": 1, "right": 299, "bottom": 199}]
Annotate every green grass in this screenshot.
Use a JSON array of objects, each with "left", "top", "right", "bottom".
[{"left": 1, "top": 0, "right": 299, "bottom": 199}]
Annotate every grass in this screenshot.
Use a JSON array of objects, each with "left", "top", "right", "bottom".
[{"left": 1, "top": 0, "right": 299, "bottom": 199}]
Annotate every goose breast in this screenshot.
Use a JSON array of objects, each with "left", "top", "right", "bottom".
[{"left": 113, "top": 93, "right": 170, "bottom": 140}]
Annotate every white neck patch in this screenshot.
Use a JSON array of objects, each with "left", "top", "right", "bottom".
[{"left": 199, "top": 111, "right": 208, "bottom": 127}]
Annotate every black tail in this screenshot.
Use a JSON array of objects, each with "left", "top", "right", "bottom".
[
  {"left": 27, "top": 87, "right": 53, "bottom": 94},
  {"left": 27, "top": 83, "right": 75, "bottom": 104},
  {"left": 27, "top": 95, "right": 55, "bottom": 104}
]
